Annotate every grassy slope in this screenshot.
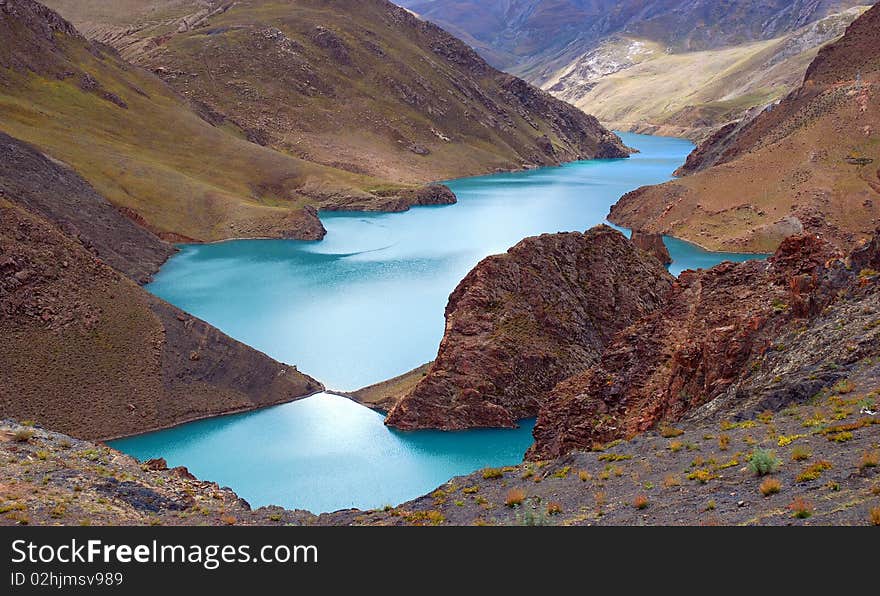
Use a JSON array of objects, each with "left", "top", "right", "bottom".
[
  {"left": 42, "top": 0, "right": 624, "bottom": 184},
  {"left": 550, "top": 8, "right": 869, "bottom": 140},
  {"left": 0, "top": 21, "right": 399, "bottom": 242},
  {"left": 345, "top": 362, "right": 432, "bottom": 412},
  {"left": 608, "top": 5, "right": 880, "bottom": 253}
]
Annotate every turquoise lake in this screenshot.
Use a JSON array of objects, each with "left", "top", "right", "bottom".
[{"left": 111, "top": 133, "right": 764, "bottom": 513}]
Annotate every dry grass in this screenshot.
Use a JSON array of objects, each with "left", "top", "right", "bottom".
[
  {"left": 505, "top": 489, "right": 526, "bottom": 508},
  {"left": 858, "top": 450, "right": 880, "bottom": 472},
  {"left": 759, "top": 477, "right": 781, "bottom": 496},
  {"left": 788, "top": 497, "right": 814, "bottom": 519}
]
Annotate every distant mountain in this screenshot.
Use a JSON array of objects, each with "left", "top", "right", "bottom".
[
  {"left": 42, "top": 0, "right": 629, "bottom": 186},
  {"left": 399, "top": 0, "right": 874, "bottom": 137},
  {"left": 608, "top": 3, "right": 880, "bottom": 252}
]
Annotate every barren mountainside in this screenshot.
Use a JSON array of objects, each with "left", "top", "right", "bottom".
[
  {"left": 609, "top": 3, "right": 880, "bottom": 253},
  {"left": 41, "top": 0, "right": 629, "bottom": 184},
  {"left": 0, "top": 131, "right": 322, "bottom": 441},
  {"left": 400, "top": 0, "right": 874, "bottom": 138}
]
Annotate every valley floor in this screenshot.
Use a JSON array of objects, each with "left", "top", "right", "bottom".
[{"left": 3, "top": 357, "right": 878, "bottom": 526}]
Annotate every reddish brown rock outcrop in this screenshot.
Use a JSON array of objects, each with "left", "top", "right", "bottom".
[
  {"left": 529, "top": 234, "right": 853, "bottom": 459},
  {"left": 630, "top": 230, "right": 672, "bottom": 266},
  {"left": 385, "top": 225, "right": 674, "bottom": 430}
]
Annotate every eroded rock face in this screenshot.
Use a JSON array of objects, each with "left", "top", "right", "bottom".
[
  {"left": 385, "top": 225, "right": 674, "bottom": 429},
  {"left": 630, "top": 230, "right": 672, "bottom": 266},
  {"left": 529, "top": 233, "right": 859, "bottom": 459}
]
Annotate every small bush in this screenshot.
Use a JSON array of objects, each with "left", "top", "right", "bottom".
[
  {"left": 687, "top": 469, "right": 714, "bottom": 484},
  {"left": 788, "top": 497, "right": 814, "bottom": 519},
  {"left": 718, "top": 434, "right": 730, "bottom": 451},
  {"left": 669, "top": 440, "right": 684, "bottom": 452},
  {"left": 633, "top": 495, "right": 649, "bottom": 510},
  {"left": 598, "top": 453, "right": 632, "bottom": 462},
  {"left": 462, "top": 486, "right": 479, "bottom": 494},
  {"left": 759, "top": 477, "right": 781, "bottom": 496},
  {"left": 705, "top": 500, "right": 716, "bottom": 511},
  {"left": 482, "top": 468, "right": 504, "bottom": 480},
  {"left": 791, "top": 446, "right": 812, "bottom": 461},
  {"left": 748, "top": 449, "right": 780, "bottom": 476},
  {"left": 828, "top": 431, "right": 853, "bottom": 443},
  {"left": 546, "top": 502, "right": 563, "bottom": 515},
  {"left": 870, "top": 506, "right": 880, "bottom": 526},
  {"left": 663, "top": 474, "right": 681, "bottom": 488},
  {"left": 551, "top": 466, "right": 571, "bottom": 478},
  {"left": 578, "top": 470, "right": 591, "bottom": 482},
  {"left": 796, "top": 460, "right": 833, "bottom": 482},
  {"left": 505, "top": 488, "right": 526, "bottom": 507},
  {"left": 13, "top": 429, "right": 33, "bottom": 443},
  {"left": 831, "top": 379, "right": 855, "bottom": 394},
  {"left": 777, "top": 434, "right": 807, "bottom": 447},
  {"left": 219, "top": 514, "right": 237, "bottom": 525},
  {"left": 859, "top": 450, "right": 880, "bottom": 472},
  {"left": 660, "top": 426, "right": 684, "bottom": 438}
]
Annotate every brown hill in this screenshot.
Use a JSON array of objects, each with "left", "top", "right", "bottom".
[
  {"left": 609, "top": 4, "right": 880, "bottom": 253},
  {"left": 0, "top": 131, "right": 322, "bottom": 441},
  {"left": 42, "top": 0, "right": 629, "bottom": 184},
  {"left": 385, "top": 226, "right": 674, "bottom": 430}
]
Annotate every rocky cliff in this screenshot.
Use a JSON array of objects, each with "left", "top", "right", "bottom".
[
  {"left": 0, "top": 132, "right": 322, "bottom": 441},
  {"left": 530, "top": 232, "right": 879, "bottom": 459},
  {"left": 42, "top": 0, "right": 629, "bottom": 185},
  {"left": 385, "top": 226, "right": 674, "bottom": 430},
  {"left": 609, "top": 4, "right": 880, "bottom": 252}
]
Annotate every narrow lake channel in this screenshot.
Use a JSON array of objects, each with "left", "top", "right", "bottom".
[{"left": 111, "top": 133, "right": 764, "bottom": 513}]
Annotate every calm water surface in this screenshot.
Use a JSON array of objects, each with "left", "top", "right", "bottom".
[{"left": 111, "top": 133, "right": 763, "bottom": 512}]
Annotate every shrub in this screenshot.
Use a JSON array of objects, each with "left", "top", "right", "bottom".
[
  {"left": 748, "top": 449, "right": 780, "bottom": 476},
  {"left": 789, "top": 498, "right": 814, "bottom": 519},
  {"left": 13, "top": 429, "right": 33, "bottom": 443},
  {"left": 777, "top": 434, "right": 807, "bottom": 447},
  {"left": 828, "top": 431, "right": 853, "bottom": 443},
  {"left": 546, "top": 502, "right": 562, "bottom": 515},
  {"left": 551, "top": 466, "right": 571, "bottom": 478},
  {"left": 633, "top": 495, "right": 649, "bottom": 510},
  {"left": 598, "top": 453, "right": 632, "bottom": 462},
  {"left": 219, "top": 514, "right": 237, "bottom": 525},
  {"left": 505, "top": 488, "right": 526, "bottom": 507},
  {"left": 663, "top": 474, "right": 681, "bottom": 488},
  {"left": 791, "top": 446, "right": 811, "bottom": 461},
  {"left": 705, "top": 500, "right": 716, "bottom": 511},
  {"left": 870, "top": 506, "right": 880, "bottom": 526},
  {"left": 578, "top": 470, "right": 591, "bottom": 482},
  {"left": 796, "top": 460, "right": 833, "bottom": 482},
  {"left": 831, "top": 379, "right": 855, "bottom": 394},
  {"left": 718, "top": 434, "right": 730, "bottom": 451},
  {"left": 482, "top": 468, "right": 504, "bottom": 479},
  {"left": 859, "top": 450, "right": 880, "bottom": 472},
  {"left": 687, "top": 469, "right": 714, "bottom": 484},
  {"left": 669, "top": 440, "right": 684, "bottom": 452},
  {"left": 462, "top": 486, "right": 479, "bottom": 494},
  {"left": 660, "top": 426, "right": 684, "bottom": 438},
  {"left": 759, "top": 477, "right": 781, "bottom": 496}
]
